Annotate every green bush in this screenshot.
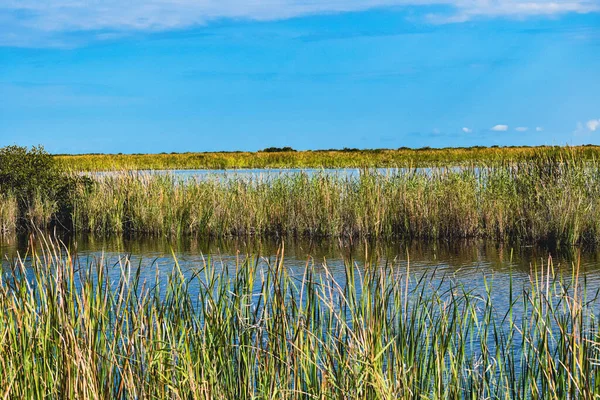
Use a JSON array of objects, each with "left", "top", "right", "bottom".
[
  {"left": 260, "top": 146, "right": 296, "bottom": 153},
  {"left": 0, "top": 145, "right": 90, "bottom": 229},
  {"left": 0, "top": 145, "right": 61, "bottom": 197}
]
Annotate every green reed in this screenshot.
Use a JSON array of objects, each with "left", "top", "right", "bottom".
[
  {"left": 0, "top": 191, "right": 57, "bottom": 233},
  {"left": 66, "top": 151, "right": 600, "bottom": 246},
  {"left": 3, "top": 148, "right": 600, "bottom": 246},
  {"left": 0, "top": 194, "right": 18, "bottom": 233},
  {"left": 1, "top": 238, "right": 599, "bottom": 399}
]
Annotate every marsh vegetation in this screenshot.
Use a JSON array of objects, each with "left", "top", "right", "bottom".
[
  {"left": 4, "top": 146, "right": 600, "bottom": 246},
  {"left": 4, "top": 144, "right": 600, "bottom": 398},
  {"left": 56, "top": 145, "right": 600, "bottom": 171},
  {"left": 1, "top": 238, "right": 598, "bottom": 398}
]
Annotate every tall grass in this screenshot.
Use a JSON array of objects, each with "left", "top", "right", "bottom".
[
  {"left": 70, "top": 152, "right": 600, "bottom": 246},
  {"left": 0, "top": 191, "right": 57, "bottom": 233},
  {"left": 57, "top": 145, "right": 600, "bottom": 171},
  {"left": 1, "top": 237, "right": 599, "bottom": 398},
  {"left": 0, "top": 194, "right": 18, "bottom": 233},
  {"left": 3, "top": 149, "right": 600, "bottom": 246},
  {"left": 25, "top": 189, "right": 58, "bottom": 229}
]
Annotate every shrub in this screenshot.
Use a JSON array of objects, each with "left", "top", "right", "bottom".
[
  {"left": 260, "top": 147, "right": 296, "bottom": 153},
  {"left": 0, "top": 145, "right": 61, "bottom": 198},
  {"left": 0, "top": 145, "right": 90, "bottom": 230}
]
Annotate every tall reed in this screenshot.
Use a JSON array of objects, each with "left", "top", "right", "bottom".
[
  {"left": 0, "top": 191, "right": 58, "bottom": 232},
  {"left": 0, "top": 238, "right": 599, "bottom": 398},
  {"left": 25, "top": 189, "right": 58, "bottom": 229},
  {"left": 0, "top": 194, "right": 18, "bottom": 233},
  {"left": 70, "top": 153, "right": 600, "bottom": 246}
]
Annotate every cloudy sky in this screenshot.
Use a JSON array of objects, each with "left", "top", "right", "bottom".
[{"left": 1, "top": 0, "right": 599, "bottom": 153}]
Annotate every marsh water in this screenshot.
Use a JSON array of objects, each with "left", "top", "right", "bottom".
[
  {"left": 88, "top": 166, "right": 471, "bottom": 181},
  {"left": 4, "top": 167, "right": 600, "bottom": 322},
  {"left": 68, "top": 168, "right": 600, "bottom": 286},
  {"left": 2, "top": 233, "right": 600, "bottom": 300}
]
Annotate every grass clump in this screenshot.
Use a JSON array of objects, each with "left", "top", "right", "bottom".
[
  {"left": 0, "top": 194, "right": 18, "bottom": 233},
  {"left": 1, "top": 238, "right": 599, "bottom": 398}
]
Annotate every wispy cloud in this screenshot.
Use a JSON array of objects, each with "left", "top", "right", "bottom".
[
  {"left": 462, "top": 127, "right": 472, "bottom": 133},
  {"left": 573, "top": 119, "right": 599, "bottom": 137},
  {"left": 428, "top": 1, "right": 599, "bottom": 23},
  {"left": 515, "top": 127, "right": 528, "bottom": 132},
  {"left": 587, "top": 119, "right": 600, "bottom": 131},
  {"left": 536, "top": 127, "right": 544, "bottom": 132},
  {"left": 1, "top": 0, "right": 599, "bottom": 47},
  {"left": 491, "top": 124, "right": 509, "bottom": 132}
]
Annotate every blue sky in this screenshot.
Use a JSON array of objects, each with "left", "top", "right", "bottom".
[{"left": 0, "top": 1, "right": 599, "bottom": 153}]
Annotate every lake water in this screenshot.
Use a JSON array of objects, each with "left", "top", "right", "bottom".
[
  {"left": 63, "top": 167, "right": 598, "bottom": 290},
  {"left": 2, "top": 233, "right": 599, "bottom": 301},
  {"left": 68, "top": 167, "right": 600, "bottom": 300},
  {"left": 87, "top": 167, "right": 470, "bottom": 181}
]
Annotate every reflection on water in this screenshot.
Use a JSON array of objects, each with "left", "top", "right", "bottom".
[
  {"left": 2, "top": 234, "right": 597, "bottom": 393},
  {"left": 2, "top": 232, "right": 598, "bottom": 280},
  {"left": 2, "top": 233, "right": 599, "bottom": 330}
]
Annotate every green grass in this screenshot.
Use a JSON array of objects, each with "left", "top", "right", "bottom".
[
  {"left": 1, "top": 237, "right": 599, "bottom": 398},
  {"left": 0, "top": 194, "right": 18, "bottom": 233},
  {"left": 3, "top": 148, "right": 600, "bottom": 246},
  {"left": 56, "top": 145, "right": 600, "bottom": 171},
  {"left": 66, "top": 150, "right": 600, "bottom": 246}
]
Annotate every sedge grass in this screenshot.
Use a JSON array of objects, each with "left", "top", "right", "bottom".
[
  {"left": 4, "top": 149, "right": 600, "bottom": 246},
  {"left": 1, "top": 237, "right": 599, "bottom": 398},
  {"left": 0, "top": 191, "right": 57, "bottom": 233},
  {"left": 0, "top": 194, "right": 18, "bottom": 234},
  {"left": 68, "top": 152, "right": 600, "bottom": 246}
]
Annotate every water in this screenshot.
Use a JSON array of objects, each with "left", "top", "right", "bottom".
[
  {"left": 87, "top": 166, "right": 469, "bottom": 181},
  {"left": 2, "top": 232, "right": 597, "bottom": 377},
  {"left": 62, "top": 166, "right": 600, "bottom": 296},
  {"left": 89, "top": 168, "right": 375, "bottom": 181},
  {"left": 2, "top": 233, "right": 599, "bottom": 297}
]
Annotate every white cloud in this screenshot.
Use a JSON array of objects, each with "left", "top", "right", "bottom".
[
  {"left": 462, "top": 127, "right": 472, "bottom": 133},
  {"left": 491, "top": 124, "right": 509, "bottom": 132},
  {"left": 1, "top": 0, "right": 599, "bottom": 46},
  {"left": 515, "top": 127, "right": 528, "bottom": 132},
  {"left": 572, "top": 120, "right": 600, "bottom": 137},
  {"left": 586, "top": 119, "right": 600, "bottom": 131},
  {"left": 429, "top": 1, "right": 600, "bottom": 23},
  {"left": 536, "top": 127, "right": 544, "bottom": 132}
]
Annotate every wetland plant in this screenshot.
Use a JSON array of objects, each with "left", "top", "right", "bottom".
[{"left": 0, "top": 238, "right": 599, "bottom": 398}]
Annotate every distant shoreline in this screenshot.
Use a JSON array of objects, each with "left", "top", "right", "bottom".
[{"left": 55, "top": 144, "right": 600, "bottom": 171}]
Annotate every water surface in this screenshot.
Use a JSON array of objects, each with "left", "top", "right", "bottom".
[
  {"left": 2, "top": 233, "right": 597, "bottom": 294},
  {"left": 87, "top": 167, "right": 468, "bottom": 181}
]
